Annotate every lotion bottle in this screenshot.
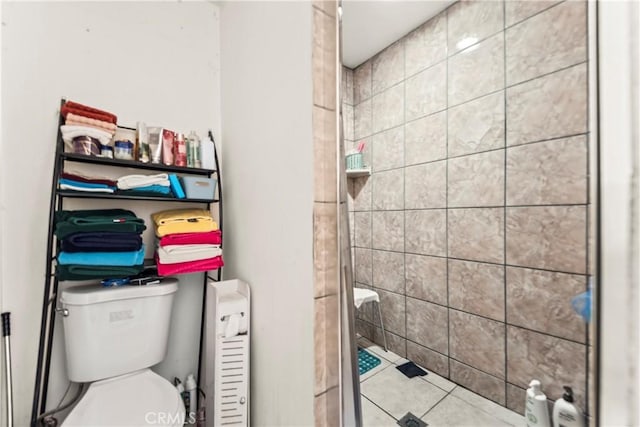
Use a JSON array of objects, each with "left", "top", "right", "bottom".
[
  {"left": 552, "top": 386, "right": 583, "bottom": 427},
  {"left": 525, "top": 380, "right": 551, "bottom": 427}
]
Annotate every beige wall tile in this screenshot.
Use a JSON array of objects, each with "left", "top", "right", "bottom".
[
  {"left": 450, "top": 359, "right": 506, "bottom": 405},
  {"left": 314, "top": 386, "right": 339, "bottom": 427},
  {"left": 506, "top": 63, "right": 587, "bottom": 146},
  {"left": 406, "top": 62, "right": 447, "bottom": 121},
  {"left": 314, "top": 202, "right": 339, "bottom": 298},
  {"left": 407, "top": 297, "right": 449, "bottom": 354},
  {"left": 354, "top": 60, "right": 372, "bottom": 104},
  {"left": 354, "top": 211, "right": 371, "bottom": 248},
  {"left": 313, "top": 0, "right": 336, "bottom": 17},
  {"left": 314, "top": 295, "right": 339, "bottom": 395},
  {"left": 343, "top": 104, "right": 354, "bottom": 141},
  {"left": 372, "top": 169, "right": 404, "bottom": 210},
  {"left": 506, "top": 383, "right": 526, "bottom": 415},
  {"left": 448, "top": 208, "right": 504, "bottom": 264},
  {"left": 405, "top": 161, "right": 447, "bottom": 209},
  {"left": 448, "top": 0, "right": 504, "bottom": 55},
  {"left": 449, "top": 259, "right": 505, "bottom": 321},
  {"left": 375, "top": 289, "right": 406, "bottom": 337},
  {"left": 407, "top": 341, "right": 450, "bottom": 377},
  {"left": 405, "top": 209, "right": 447, "bottom": 256},
  {"left": 312, "top": 8, "right": 336, "bottom": 110},
  {"left": 506, "top": 1, "right": 587, "bottom": 86},
  {"left": 351, "top": 176, "right": 372, "bottom": 211},
  {"left": 405, "top": 111, "right": 447, "bottom": 165},
  {"left": 405, "top": 254, "right": 447, "bottom": 305},
  {"left": 405, "top": 12, "right": 447, "bottom": 76},
  {"left": 372, "top": 250, "right": 405, "bottom": 294},
  {"left": 448, "top": 149, "right": 505, "bottom": 207},
  {"left": 448, "top": 91, "right": 505, "bottom": 157},
  {"left": 507, "top": 326, "right": 587, "bottom": 409},
  {"left": 355, "top": 247, "right": 372, "bottom": 284},
  {"left": 372, "top": 211, "right": 404, "bottom": 252},
  {"left": 372, "top": 40, "right": 405, "bottom": 94},
  {"left": 506, "top": 266, "right": 587, "bottom": 342},
  {"left": 372, "top": 83, "right": 405, "bottom": 133},
  {"left": 505, "top": 0, "right": 561, "bottom": 27},
  {"left": 506, "top": 135, "right": 588, "bottom": 205},
  {"left": 354, "top": 98, "right": 372, "bottom": 140},
  {"left": 450, "top": 309, "right": 506, "bottom": 378},
  {"left": 313, "top": 106, "right": 337, "bottom": 203},
  {"left": 372, "top": 126, "right": 404, "bottom": 172},
  {"left": 448, "top": 33, "right": 505, "bottom": 107},
  {"left": 506, "top": 205, "right": 587, "bottom": 273},
  {"left": 373, "top": 327, "right": 407, "bottom": 358},
  {"left": 341, "top": 66, "right": 354, "bottom": 105}
]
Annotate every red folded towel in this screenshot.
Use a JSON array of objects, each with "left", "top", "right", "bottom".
[
  {"left": 155, "top": 254, "right": 224, "bottom": 276},
  {"left": 61, "top": 172, "right": 117, "bottom": 187},
  {"left": 61, "top": 101, "right": 117, "bottom": 124},
  {"left": 158, "top": 230, "right": 222, "bottom": 247}
]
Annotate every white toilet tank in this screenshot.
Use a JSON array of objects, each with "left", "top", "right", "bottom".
[{"left": 60, "top": 279, "right": 178, "bottom": 382}]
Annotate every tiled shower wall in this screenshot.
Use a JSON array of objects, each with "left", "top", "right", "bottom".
[{"left": 345, "top": 0, "right": 593, "bottom": 415}]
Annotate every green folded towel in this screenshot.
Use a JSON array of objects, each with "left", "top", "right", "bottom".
[
  {"left": 55, "top": 209, "right": 146, "bottom": 239},
  {"left": 56, "top": 263, "right": 145, "bottom": 281}
]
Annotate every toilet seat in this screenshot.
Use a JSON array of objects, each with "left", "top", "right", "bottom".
[{"left": 62, "top": 369, "right": 185, "bottom": 427}]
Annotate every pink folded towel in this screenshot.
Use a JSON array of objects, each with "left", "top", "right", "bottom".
[
  {"left": 155, "top": 254, "right": 224, "bottom": 276},
  {"left": 66, "top": 112, "right": 117, "bottom": 133},
  {"left": 158, "top": 230, "right": 222, "bottom": 247}
]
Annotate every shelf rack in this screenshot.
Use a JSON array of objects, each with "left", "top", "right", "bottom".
[{"left": 30, "top": 99, "right": 223, "bottom": 426}]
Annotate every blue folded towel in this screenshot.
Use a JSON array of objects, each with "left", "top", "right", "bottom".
[
  {"left": 59, "top": 179, "right": 113, "bottom": 189},
  {"left": 129, "top": 184, "right": 171, "bottom": 195},
  {"left": 58, "top": 245, "right": 146, "bottom": 266}
]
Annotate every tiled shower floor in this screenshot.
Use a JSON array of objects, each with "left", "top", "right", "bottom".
[{"left": 358, "top": 338, "right": 526, "bottom": 427}]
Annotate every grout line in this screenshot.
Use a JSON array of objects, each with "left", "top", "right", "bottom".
[
  {"left": 360, "top": 395, "right": 400, "bottom": 422},
  {"left": 419, "top": 391, "right": 452, "bottom": 420},
  {"left": 502, "top": 0, "right": 509, "bottom": 404},
  {"left": 445, "top": 5, "right": 452, "bottom": 381},
  {"left": 503, "top": 0, "right": 567, "bottom": 30}
]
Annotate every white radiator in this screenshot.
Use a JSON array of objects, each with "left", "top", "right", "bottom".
[{"left": 204, "top": 279, "right": 250, "bottom": 426}]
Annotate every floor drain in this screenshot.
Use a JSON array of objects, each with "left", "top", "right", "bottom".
[{"left": 397, "top": 412, "right": 427, "bottom": 427}]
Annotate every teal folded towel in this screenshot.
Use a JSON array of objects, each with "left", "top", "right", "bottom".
[
  {"left": 59, "top": 179, "right": 113, "bottom": 189},
  {"left": 58, "top": 245, "right": 146, "bottom": 266},
  {"left": 129, "top": 185, "right": 171, "bottom": 195}
]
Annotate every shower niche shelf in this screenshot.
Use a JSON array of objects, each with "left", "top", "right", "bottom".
[{"left": 346, "top": 167, "right": 371, "bottom": 178}]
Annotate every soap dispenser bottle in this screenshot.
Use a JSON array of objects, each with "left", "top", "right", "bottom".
[
  {"left": 552, "top": 386, "right": 583, "bottom": 427},
  {"left": 525, "top": 380, "right": 551, "bottom": 427}
]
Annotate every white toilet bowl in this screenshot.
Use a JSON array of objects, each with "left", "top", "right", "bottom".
[{"left": 62, "top": 369, "right": 185, "bottom": 427}]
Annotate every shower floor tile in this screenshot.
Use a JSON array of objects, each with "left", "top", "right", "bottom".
[
  {"left": 358, "top": 337, "right": 402, "bottom": 363},
  {"left": 358, "top": 358, "right": 526, "bottom": 426}
]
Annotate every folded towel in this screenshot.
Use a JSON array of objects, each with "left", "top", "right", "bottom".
[
  {"left": 60, "top": 125, "right": 113, "bottom": 148},
  {"left": 155, "top": 254, "right": 224, "bottom": 276},
  {"left": 56, "top": 264, "right": 144, "bottom": 281},
  {"left": 152, "top": 208, "right": 217, "bottom": 237},
  {"left": 156, "top": 245, "right": 222, "bottom": 264},
  {"left": 169, "top": 174, "right": 185, "bottom": 199},
  {"left": 117, "top": 173, "right": 170, "bottom": 190},
  {"left": 129, "top": 184, "right": 171, "bottom": 195},
  {"left": 58, "top": 245, "right": 145, "bottom": 266},
  {"left": 66, "top": 112, "right": 117, "bottom": 132},
  {"left": 158, "top": 230, "right": 222, "bottom": 247},
  {"left": 59, "top": 183, "right": 115, "bottom": 193},
  {"left": 61, "top": 101, "right": 117, "bottom": 124},
  {"left": 55, "top": 209, "right": 146, "bottom": 239},
  {"left": 115, "top": 189, "right": 173, "bottom": 198},
  {"left": 59, "top": 178, "right": 113, "bottom": 189},
  {"left": 65, "top": 119, "right": 116, "bottom": 136},
  {"left": 61, "top": 171, "right": 117, "bottom": 187},
  {"left": 61, "top": 232, "right": 143, "bottom": 253}
]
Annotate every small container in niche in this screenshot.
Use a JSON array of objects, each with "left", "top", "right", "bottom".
[
  {"left": 72, "top": 136, "right": 101, "bottom": 156},
  {"left": 100, "top": 145, "right": 114, "bottom": 159},
  {"left": 346, "top": 153, "right": 364, "bottom": 170}
]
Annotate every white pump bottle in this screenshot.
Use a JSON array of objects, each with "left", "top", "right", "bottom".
[{"left": 525, "top": 380, "right": 551, "bottom": 427}]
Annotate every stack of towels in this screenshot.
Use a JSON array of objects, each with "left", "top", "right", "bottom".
[
  {"left": 60, "top": 101, "right": 118, "bottom": 153},
  {"left": 117, "top": 173, "right": 172, "bottom": 197},
  {"left": 58, "top": 171, "right": 117, "bottom": 193},
  {"left": 152, "top": 208, "right": 223, "bottom": 276},
  {"left": 55, "top": 209, "right": 147, "bottom": 280}
]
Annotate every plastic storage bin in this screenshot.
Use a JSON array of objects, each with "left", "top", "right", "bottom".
[
  {"left": 182, "top": 176, "right": 216, "bottom": 200},
  {"left": 346, "top": 153, "right": 364, "bottom": 170}
]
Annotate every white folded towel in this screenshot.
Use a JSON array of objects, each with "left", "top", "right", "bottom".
[
  {"left": 60, "top": 125, "right": 113, "bottom": 148},
  {"left": 59, "top": 183, "right": 115, "bottom": 193},
  {"left": 117, "top": 173, "right": 170, "bottom": 190},
  {"left": 156, "top": 244, "right": 222, "bottom": 264}
]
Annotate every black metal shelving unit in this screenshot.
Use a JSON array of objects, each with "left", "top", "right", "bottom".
[{"left": 30, "top": 99, "right": 223, "bottom": 426}]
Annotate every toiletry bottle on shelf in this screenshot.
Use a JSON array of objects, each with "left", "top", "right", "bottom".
[
  {"left": 552, "top": 386, "right": 583, "bottom": 427},
  {"left": 525, "top": 380, "right": 551, "bottom": 427},
  {"left": 201, "top": 133, "right": 214, "bottom": 170},
  {"left": 186, "top": 374, "right": 198, "bottom": 422},
  {"left": 188, "top": 131, "right": 201, "bottom": 168}
]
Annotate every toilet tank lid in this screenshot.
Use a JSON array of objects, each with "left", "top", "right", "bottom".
[{"left": 61, "top": 279, "right": 178, "bottom": 306}]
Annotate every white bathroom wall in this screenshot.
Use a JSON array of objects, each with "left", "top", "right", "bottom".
[
  {"left": 0, "top": 2, "right": 221, "bottom": 424},
  {"left": 218, "top": 1, "right": 315, "bottom": 426}
]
